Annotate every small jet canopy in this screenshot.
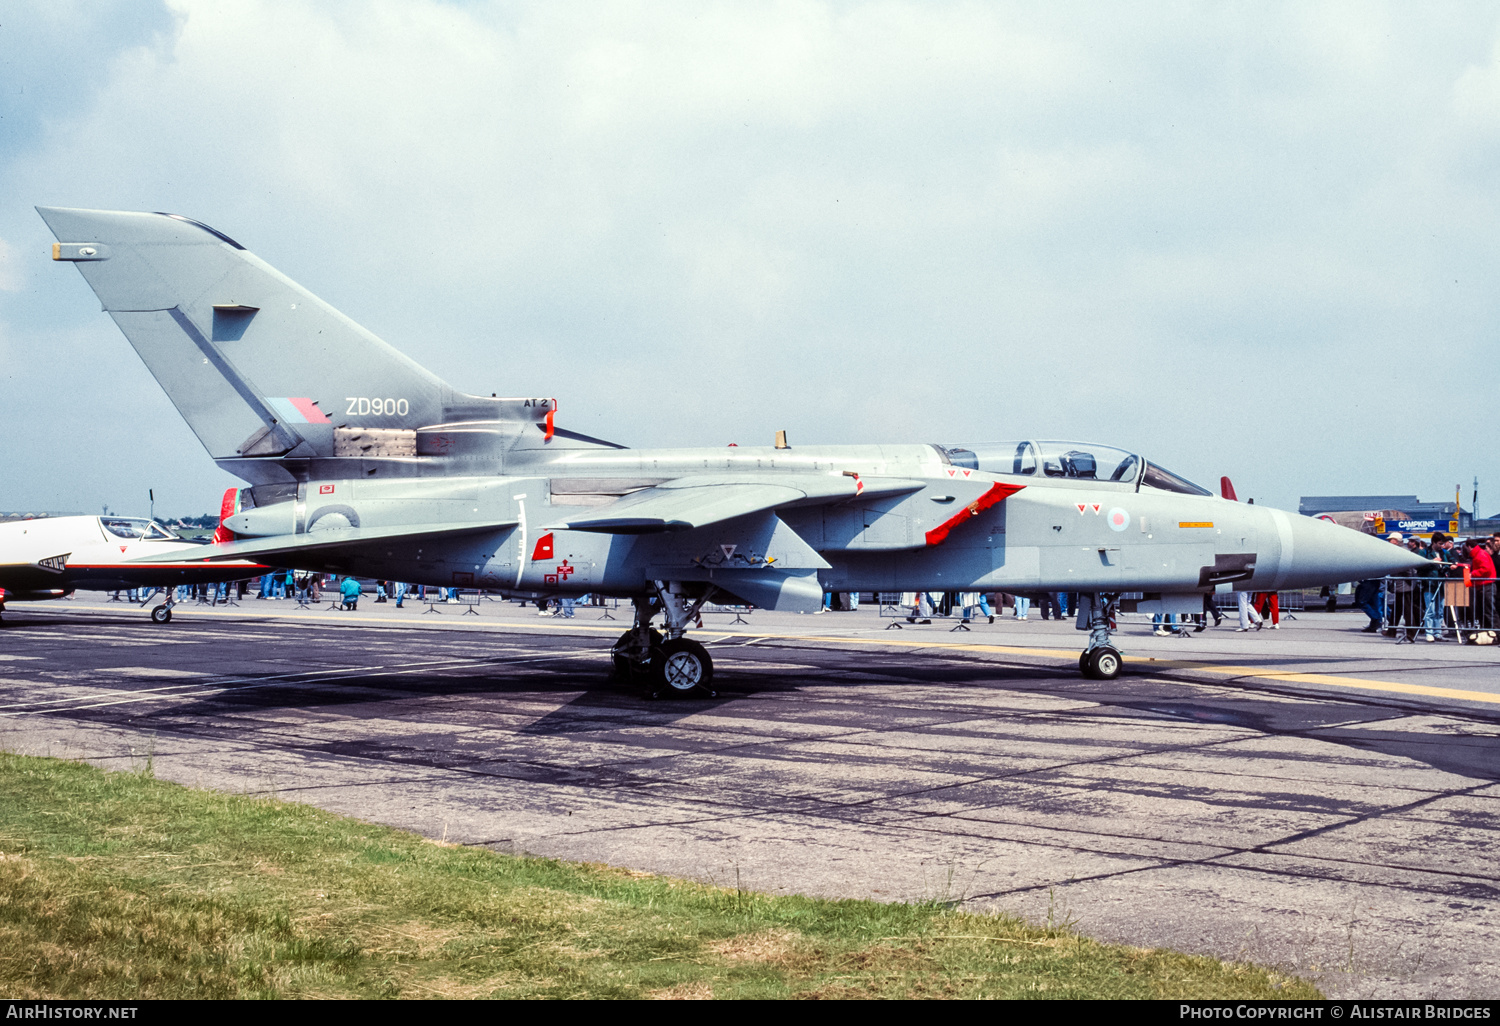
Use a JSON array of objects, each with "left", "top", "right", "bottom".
[
  {"left": 100, "top": 517, "right": 179, "bottom": 540},
  {"left": 935, "top": 440, "right": 1211, "bottom": 496}
]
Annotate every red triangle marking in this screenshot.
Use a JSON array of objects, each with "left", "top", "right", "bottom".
[
  {"left": 1091, "top": 503, "right": 1101, "bottom": 514},
  {"left": 119, "top": 545, "right": 128, "bottom": 553},
  {"left": 1076, "top": 503, "right": 1086, "bottom": 514}
]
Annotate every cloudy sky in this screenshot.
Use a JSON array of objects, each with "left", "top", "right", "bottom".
[{"left": 3, "top": 0, "right": 1499, "bottom": 517}]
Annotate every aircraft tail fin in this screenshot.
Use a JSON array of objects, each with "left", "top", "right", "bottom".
[
  {"left": 211, "top": 487, "right": 240, "bottom": 545},
  {"left": 37, "top": 207, "right": 455, "bottom": 466}
]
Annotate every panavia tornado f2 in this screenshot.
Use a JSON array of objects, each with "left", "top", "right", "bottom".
[{"left": 38, "top": 206, "right": 1427, "bottom": 692}]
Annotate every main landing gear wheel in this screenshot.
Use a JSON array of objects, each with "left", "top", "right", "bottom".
[
  {"left": 651, "top": 637, "right": 715, "bottom": 697},
  {"left": 150, "top": 604, "right": 172, "bottom": 624},
  {"left": 612, "top": 628, "right": 662, "bottom": 679},
  {"left": 1081, "top": 646, "right": 1121, "bottom": 680}
]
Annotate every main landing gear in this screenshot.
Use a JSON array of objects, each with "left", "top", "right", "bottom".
[
  {"left": 610, "top": 584, "right": 717, "bottom": 698},
  {"left": 1075, "top": 592, "right": 1123, "bottom": 680}
]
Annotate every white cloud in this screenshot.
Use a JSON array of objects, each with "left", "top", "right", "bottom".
[
  {"left": 0, "top": 238, "right": 24, "bottom": 293},
  {"left": 5, "top": 0, "right": 1500, "bottom": 512}
]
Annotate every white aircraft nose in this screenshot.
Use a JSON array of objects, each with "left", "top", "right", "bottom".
[{"left": 1271, "top": 512, "right": 1431, "bottom": 589}]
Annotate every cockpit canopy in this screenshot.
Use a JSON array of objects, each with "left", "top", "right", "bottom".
[
  {"left": 100, "top": 517, "right": 179, "bottom": 540},
  {"left": 934, "top": 440, "right": 1212, "bottom": 496}
]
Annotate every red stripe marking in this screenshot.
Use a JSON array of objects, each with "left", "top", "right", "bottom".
[
  {"left": 924, "top": 482, "right": 1025, "bottom": 547},
  {"left": 289, "top": 397, "right": 331, "bottom": 423}
]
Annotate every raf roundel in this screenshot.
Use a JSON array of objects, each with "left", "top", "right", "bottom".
[{"left": 1106, "top": 507, "right": 1131, "bottom": 532}]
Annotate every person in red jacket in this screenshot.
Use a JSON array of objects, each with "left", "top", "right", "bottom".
[{"left": 1469, "top": 539, "right": 1496, "bottom": 629}]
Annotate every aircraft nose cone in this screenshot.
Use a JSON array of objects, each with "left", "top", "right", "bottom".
[{"left": 1275, "top": 513, "right": 1430, "bottom": 588}]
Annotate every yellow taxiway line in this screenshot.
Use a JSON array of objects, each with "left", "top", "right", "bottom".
[
  {"left": 67, "top": 603, "right": 1500, "bottom": 707},
  {"left": 784, "top": 635, "right": 1500, "bottom": 706}
]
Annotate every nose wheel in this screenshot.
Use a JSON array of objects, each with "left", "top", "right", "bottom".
[
  {"left": 1081, "top": 646, "right": 1121, "bottom": 680},
  {"left": 140, "top": 588, "right": 175, "bottom": 624},
  {"left": 1076, "top": 593, "right": 1123, "bottom": 680}
]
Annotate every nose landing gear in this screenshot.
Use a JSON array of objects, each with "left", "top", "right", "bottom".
[
  {"left": 1076, "top": 593, "right": 1123, "bottom": 680},
  {"left": 146, "top": 589, "right": 176, "bottom": 624}
]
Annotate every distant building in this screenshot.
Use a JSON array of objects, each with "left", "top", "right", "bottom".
[
  {"left": 1299, "top": 496, "right": 1469, "bottom": 537},
  {"left": 0, "top": 511, "right": 85, "bottom": 522}
]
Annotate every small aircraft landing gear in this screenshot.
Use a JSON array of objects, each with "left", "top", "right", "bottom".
[
  {"left": 148, "top": 589, "right": 176, "bottom": 624},
  {"left": 137, "top": 588, "right": 175, "bottom": 624},
  {"left": 1076, "top": 592, "right": 1122, "bottom": 680},
  {"left": 613, "top": 585, "right": 716, "bottom": 697}
]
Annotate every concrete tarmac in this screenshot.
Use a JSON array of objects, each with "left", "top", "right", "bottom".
[{"left": 1, "top": 594, "right": 1496, "bottom": 998}]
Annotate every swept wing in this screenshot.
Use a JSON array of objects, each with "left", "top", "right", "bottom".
[{"left": 546, "top": 474, "right": 924, "bottom": 534}]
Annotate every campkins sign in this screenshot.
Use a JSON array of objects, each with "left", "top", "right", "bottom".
[{"left": 1373, "top": 518, "right": 1459, "bottom": 536}]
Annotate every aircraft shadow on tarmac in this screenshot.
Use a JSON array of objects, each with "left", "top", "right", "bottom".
[
  {"left": 1072, "top": 695, "right": 1500, "bottom": 783},
  {"left": 21, "top": 615, "right": 1495, "bottom": 786}
]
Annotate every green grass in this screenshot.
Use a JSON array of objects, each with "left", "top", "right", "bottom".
[{"left": 0, "top": 752, "right": 1320, "bottom": 999}]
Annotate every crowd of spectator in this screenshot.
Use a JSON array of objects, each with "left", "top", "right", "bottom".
[
  {"left": 1356, "top": 531, "right": 1500, "bottom": 642},
  {"left": 115, "top": 574, "right": 473, "bottom": 611}
]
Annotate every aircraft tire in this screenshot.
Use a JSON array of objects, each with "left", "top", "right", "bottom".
[
  {"left": 1078, "top": 652, "right": 1089, "bottom": 674},
  {"left": 651, "top": 638, "right": 714, "bottom": 696},
  {"left": 611, "top": 629, "right": 661, "bottom": 678},
  {"left": 150, "top": 604, "right": 172, "bottom": 624},
  {"left": 1084, "top": 646, "right": 1121, "bottom": 680}
]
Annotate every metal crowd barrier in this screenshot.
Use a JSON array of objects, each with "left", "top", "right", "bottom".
[
  {"left": 877, "top": 592, "right": 1022, "bottom": 632},
  {"left": 702, "top": 601, "right": 753, "bottom": 625},
  {"left": 1378, "top": 571, "right": 1498, "bottom": 643},
  {"left": 584, "top": 594, "right": 621, "bottom": 620},
  {"left": 1211, "top": 590, "right": 1306, "bottom": 612},
  {"left": 421, "top": 588, "right": 482, "bottom": 614}
]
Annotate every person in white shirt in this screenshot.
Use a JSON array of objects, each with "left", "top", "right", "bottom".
[{"left": 1235, "top": 591, "right": 1263, "bottom": 632}]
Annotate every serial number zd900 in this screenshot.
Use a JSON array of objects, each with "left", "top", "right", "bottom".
[{"left": 345, "top": 397, "right": 409, "bottom": 416}]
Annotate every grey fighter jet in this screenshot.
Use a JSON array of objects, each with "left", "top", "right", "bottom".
[{"left": 37, "top": 207, "right": 1427, "bottom": 691}]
